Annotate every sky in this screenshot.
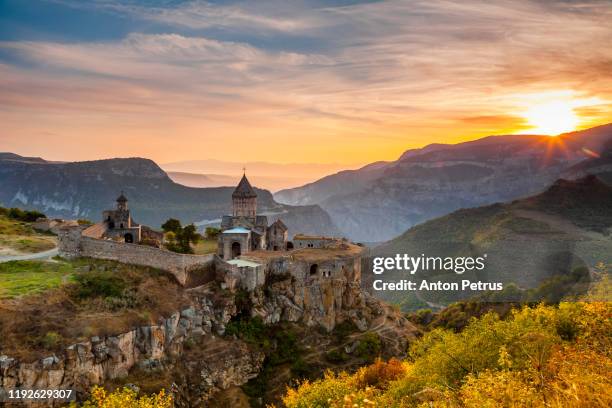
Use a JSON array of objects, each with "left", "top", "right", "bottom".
[{"left": 0, "top": 0, "right": 611, "bottom": 166}]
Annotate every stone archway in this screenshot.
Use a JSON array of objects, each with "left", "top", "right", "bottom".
[
  {"left": 231, "top": 242, "right": 241, "bottom": 259},
  {"left": 286, "top": 242, "right": 294, "bottom": 250},
  {"left": 310, "top": 264, "right": 318, "bottom": 276},
  {"left": 124, "top": 233, "right": 134, "bottom": 243}
]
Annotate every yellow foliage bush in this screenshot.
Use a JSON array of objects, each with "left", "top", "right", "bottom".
[
  {"left": 283, "top": 301, "right": 612, "bottom": 408},
  {"left": 69, "top": 386, "right": 172, "bottom": 408}
]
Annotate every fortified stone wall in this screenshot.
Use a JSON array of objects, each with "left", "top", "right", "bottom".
[
  {"left": 215, "top": 258, "right": 265, "bottom": 292},
  {"left": 58, "top": 227, "right": 214, "bottom": 286},
  {"left": 292, "top": 237, "right": 342, "bottom": 249}
]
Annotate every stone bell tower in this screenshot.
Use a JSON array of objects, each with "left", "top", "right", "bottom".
[
  {"left": 116, "top": 191, "right": 128, "bottom": 211},
  {"left": 232, "top": 172, "right": 257, "bottom": 218}
]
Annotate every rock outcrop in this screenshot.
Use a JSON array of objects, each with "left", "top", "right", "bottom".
[{"left": 0, "top": 289, "right": 262, "bottom": 407}]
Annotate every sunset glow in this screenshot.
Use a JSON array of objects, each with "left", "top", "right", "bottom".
[
  {"left": 523, "top": 101, "right": 579, "bottom": 136},
  {"left": 0, "top": 1, "right": 611, "bottom": 167}
]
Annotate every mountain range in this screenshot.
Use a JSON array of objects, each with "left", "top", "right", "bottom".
[
  {"left": 0, "top": 154, "right": 341, "bottom": 237},
  {"left": 369, "top": 174, "right": 612, "bottom": 310},
  {"left": 275, "top": 123, "right": 612, "bottom": 242},
  {"left": 161, "top": 159, "right": 362, "bottom": 192}
]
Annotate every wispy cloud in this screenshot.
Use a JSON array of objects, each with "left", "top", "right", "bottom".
[
  {"left": 49, "top": 0, "right": 324, "bottom": 33},
  {"left": 1, "top": 0, "right": 611, "bottom": 163}
]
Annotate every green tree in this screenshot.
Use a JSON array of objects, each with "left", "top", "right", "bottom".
[
  {"left": 161, "top": 218, "right": 182, "bottom": 234},
  {"left": 164, "top": 222, "right": 200, "bottom": 254},
  {"left": 205, "top": 227, "right": 220, "bottom": 239}
]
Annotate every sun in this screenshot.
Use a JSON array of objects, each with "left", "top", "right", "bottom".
[{"left": 522, "top": 101, "right": 579, "bottom": 136}]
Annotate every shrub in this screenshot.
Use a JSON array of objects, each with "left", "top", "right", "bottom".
[
  {"left": 6, "top": 207, "right": 46, "bottom": 222},
  {"left": 325, "top": 349, "right": 349, "bottom": 364},
  {"left": 353, "top": 358, "right": 406, "bottom": 389},
  {"left": 291, "top": 357, "right": 312, "bottom": 378},
  {"left": 355, "top": 332, "right": 382, "bottom": 362},
  {"left": 225, "top": 316, "right": 268, "bottom": 347},
  {"left": 40, "top": 331, "right": 62, "bottom": 350},
  {"left": 73, "top": 272, "right": 126, "bottom": 299},
  {"left": 332, "top": 320, "right": 358, "bottom": 343},
  {"left": 70, "top": 386, "right": 172, "bottom": 408},
  {"left": 270, "top": 328, "right": 300, "bottom": 365}
]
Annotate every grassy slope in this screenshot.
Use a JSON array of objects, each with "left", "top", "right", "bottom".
[
  {"left": 0, "top": 257, "right": 189, "bottom": 360},
  {"left": 191, "top": 238, "right": 218, "bottom": 255},
  {"left": 0, "top": 215, "right": 56, "bottom": 254},
  {"left": 0, "top": 260, "right": 74, "bottom": 298}
]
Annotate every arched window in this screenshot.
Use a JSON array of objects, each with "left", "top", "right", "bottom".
[{"left": 310, "top": 264, "right": 318, "bottom": 276}]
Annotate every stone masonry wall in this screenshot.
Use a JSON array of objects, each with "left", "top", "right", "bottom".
[
  {"left": 214, "top": 258, "right": 265, "bottom": 292},
  {"left": 58, "top": 227, "right": 214, "bottom": 286}
]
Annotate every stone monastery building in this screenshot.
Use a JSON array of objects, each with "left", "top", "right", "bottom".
[{"left": 218, "top": 173, "right": 290, "bottom": 260}]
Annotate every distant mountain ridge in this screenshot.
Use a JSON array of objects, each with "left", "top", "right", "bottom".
[
  {"left": 161, "top": 159, "right": 363, "bottom": 191},
  {"left": 0, "top": 154, "right": 341, "bottom": 238},
  {"left": 166, "top": 171, "right": 236, "bottom": 188},
  {"left": 275, "top": 123, "right": 612, "bottom": 242},
  {"left": 370, "top": 175, "right": 612, "bottom": 309}
]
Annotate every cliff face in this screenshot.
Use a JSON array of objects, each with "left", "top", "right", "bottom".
[
  {"left": 240, "top": 247, "right": 418, "bottom": 356},
  {"left": 0, "top": 289, "right": 263, "bottom": 407}
]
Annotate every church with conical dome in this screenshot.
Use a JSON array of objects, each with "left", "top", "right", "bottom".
[{"left": 218, "top": 173, "right": 288, "bottom": 260}]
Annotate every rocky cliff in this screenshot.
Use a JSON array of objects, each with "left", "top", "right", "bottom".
[{"left": 0, "top": 287, "right": 263, "bottom": 407}]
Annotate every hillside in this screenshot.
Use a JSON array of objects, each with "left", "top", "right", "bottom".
[
  {"left": 282, "top": 299, "right": 612, "bottom": 408},
  {"left": 275, "top": 123, "right": 612, "bottom": 242},
  {"left": 0, "top": 207, "right": 56, "bottom": 259},
  {"left": 0, "top": 154, "right": 341, "bottom": 237},
  {"left": 370, "top": 176, "right": 612, "bottom": 309}
]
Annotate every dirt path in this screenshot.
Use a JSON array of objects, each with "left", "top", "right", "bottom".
[{"left": 0, "top": 247, "right": 58, "bottom": 263}]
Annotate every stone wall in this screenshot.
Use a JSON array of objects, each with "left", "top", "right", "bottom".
[
  {"left": 32, "top": 219, "right": 78, "bottom": 235},
  {"left": 293, "top": 237, "right": 340, "bottom": 249},
  {"left": 215, "top": 258, "right": 265, "bottom": 292},
  {"left": 58, "top": 227, "right": 214, "bottom": 286}
]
